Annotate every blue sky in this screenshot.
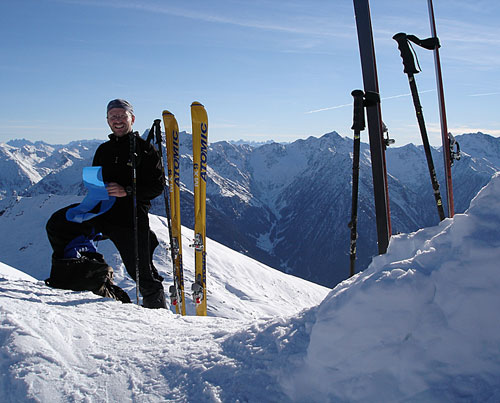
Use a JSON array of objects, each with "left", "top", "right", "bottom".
[{"left": 1, "top": 0, "right": 499, "bottom": 146}]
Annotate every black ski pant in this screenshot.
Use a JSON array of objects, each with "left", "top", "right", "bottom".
[{"left": 46, "top": 204, "right": 164, "bottom": 299}]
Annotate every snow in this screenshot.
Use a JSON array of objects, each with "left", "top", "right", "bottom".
[
  {"left": 285, "top": 172, "right": 500, "bottom": 402},
  {"left": 0, "top": 193, "right": 328, "bottom": 320},
  {"left": 1, "top": 174, "right": 500, "bottom": 401},
  {"left": 0, "top": 261, "right": 36, "bottom": 281}
]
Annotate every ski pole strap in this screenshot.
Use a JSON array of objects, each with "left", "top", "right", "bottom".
[
  {"left": 393, "top": 33, "right": 440, "bottom": 75},
  {"left": 407, "top": 34, "right": 440, "bottom": 51},
  {"left": 66, "top": 166, "right": 116, "bottom": 223},
  {"left": 363, "top": 91, "right": 380, "bottom": 107}
]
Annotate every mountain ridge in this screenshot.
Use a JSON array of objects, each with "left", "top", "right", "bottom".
[{"left": 1, "top": 131, "right": 499, "bottom": 287}]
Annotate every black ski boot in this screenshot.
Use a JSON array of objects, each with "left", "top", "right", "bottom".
[{"left": 142, "top": 287, "right": 167, "bottom": 309}]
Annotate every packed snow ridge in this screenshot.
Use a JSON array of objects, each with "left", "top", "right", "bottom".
[{"left": 1, "top": 173, "right": 500, "bottom": 402}]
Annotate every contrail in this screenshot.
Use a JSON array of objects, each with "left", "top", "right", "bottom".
[
  {"left": 468, "top": 92, "right": 500, "bottom": 97},
  {"left": 306, "top": 89, "right": 435, "bottom": 114},
  {"left": 305, "top": 103, "right": 352, "bottom": 114}
]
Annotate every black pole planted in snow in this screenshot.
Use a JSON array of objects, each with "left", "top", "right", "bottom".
[
  {"left": 129, "top": 132, "right": 140, "bottom": 304},
  {"left": 349, "top": 90, "right": 365, "bottom": 277},
  {"left": 393, "top": 32, "right": 445, "bottom": 222},
  {"left": 150, "top": 119, "right": 182, "bottom": 308}
]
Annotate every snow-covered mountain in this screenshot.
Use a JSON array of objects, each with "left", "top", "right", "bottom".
[
  {"left": 1, "top": 132, "right": 499, "bottom": 288},
  {"left": 0, "top": 139, "right": 100, "bottom": 198},
  {"left": 1, "top": 172, "right": 499, "bottom": 402},
  {"left": 0, "top": 194, "right": 328, "bottom": 319}
]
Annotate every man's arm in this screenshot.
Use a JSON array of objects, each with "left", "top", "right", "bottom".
[{"left": 92, "top": 143, "right": 127, "bottom": 197}]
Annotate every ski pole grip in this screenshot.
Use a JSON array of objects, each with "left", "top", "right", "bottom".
[
  {"left": 393, "top": 33, "right": 419, "bottom": 75},
  {"left": 351, "top": 89, "right": 365, "bottom": 132},
  {"left": 153, "top": 119, "right": 162, "bottom": 144}
]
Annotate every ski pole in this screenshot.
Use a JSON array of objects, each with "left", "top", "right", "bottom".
[
  {"left": 129, "top": 132, "right": 140, "bottom": 304},
  {"left": 151, "top": 120, "right": 176, "bottom": 256},
  {"left": 150, "top": 120, "right": 176, "bottom": 259},
  {"left": 152, "top": 119, "right": 183, "bottom": 311},
  {"left": 349, "top": 90, "right": 365, "bottom": 277},
  {"left": 393, "top": 32, "right": 445, "bottom": 222}
]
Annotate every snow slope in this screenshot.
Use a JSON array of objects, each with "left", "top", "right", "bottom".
[
  {"left": 0, "top": 194, "right": 328, "bottom": 319},
  {"left": 1, "top": 175, "right": 500, "bottom": 402},
  {"left": 0, "top": 261, "right": 36, "bottom": 282},
  {"left": 285, "top": 172, "right": 500, "bottom": 402}
]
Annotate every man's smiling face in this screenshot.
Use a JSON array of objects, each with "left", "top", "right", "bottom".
[{"left": 107, "top": 108, "right": 135, "bottom": 137}]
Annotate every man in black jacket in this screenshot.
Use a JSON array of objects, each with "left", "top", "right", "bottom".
[{"left": 46, "top": 99, "right": 167, "bottom": 308}]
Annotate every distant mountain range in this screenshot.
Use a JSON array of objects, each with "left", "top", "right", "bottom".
[{"left": 1, "top": 132, "right": 499, "bottom": 287}]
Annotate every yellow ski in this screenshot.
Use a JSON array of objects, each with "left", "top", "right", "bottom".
[
  {"left": 190, "top": 101, "right": 208, "bottom": 316},
  {"left": 162, "top": 110, "right": 186, "bottom": 315}
]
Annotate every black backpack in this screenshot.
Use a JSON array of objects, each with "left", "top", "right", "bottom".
[{"left": 45, "top": 252, "right": 131, "bottom": 304}]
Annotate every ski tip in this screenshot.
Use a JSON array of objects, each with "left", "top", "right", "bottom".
[
  {"left": 162, "top": 110, "right": 174, "bottom": 117},
  {"left": 191, "top": 101, "right": 204, "bottom": 108}
]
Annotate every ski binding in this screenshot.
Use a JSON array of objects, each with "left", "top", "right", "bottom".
[
  {"left": 169, "top": 284, "right": 182, "bottom": 306},
  {"left": 190, "top": 233, "right": 204, "bottom": 251},
  {"left": 191, "top": 280, "right": 204, "bottom": 304}
]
